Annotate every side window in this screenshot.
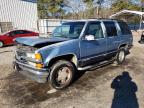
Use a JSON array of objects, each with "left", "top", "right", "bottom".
[
  {"left": 12, "top": 30, "right": 31, "bottom": 34},
  {"left": 103, "top": 21, "right": 117, "bottom": 37},
  {"left": 85, "top": 22, "right": 104, "bottom": 39},
  {"left": 118, "top": 21, "right": 132, "bottom": 35},
  {"left": 22, "top": 30, "right": 32, "bottom": 34},
  {"left": 9, "top": 31, "right": 20, "bottom": 36}
]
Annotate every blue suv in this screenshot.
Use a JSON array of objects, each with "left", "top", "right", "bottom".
[{"left": 14, "top": 19, "right": 133, "bottom": 90}]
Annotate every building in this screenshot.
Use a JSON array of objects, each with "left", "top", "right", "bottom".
[{"left": 0, "top": 0, "right": 38, "bottom": 33}]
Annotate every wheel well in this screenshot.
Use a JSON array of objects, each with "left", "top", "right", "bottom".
[
  {"left": 48, "top": 54, "right": 78, "bottom": 68},
  {"left": 119, "top": 44, "right": 127, "bottom": 49},
  {"left": 0, "top": 40, "right": 3, "bottom": 43}
]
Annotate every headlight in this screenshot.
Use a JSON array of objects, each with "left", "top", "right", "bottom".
[
  {"left": 26, "top": 53, "right": 35, "bottom": 58},
  {"left": 26, "top": 53, "right": 43, "bottom": 69},
  {"left": 26, "top": 53, "right": 42, "bottom": 61}
]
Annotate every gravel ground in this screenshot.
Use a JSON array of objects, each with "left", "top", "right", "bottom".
[{"left": 0, "top": 32, "right": 144, "bottom": 108}]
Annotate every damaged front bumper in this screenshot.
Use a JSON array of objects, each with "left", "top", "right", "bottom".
[{"left": 13, "top": 60, "right": 49, "bottom": 83}]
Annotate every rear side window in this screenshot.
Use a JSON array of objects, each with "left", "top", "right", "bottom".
[
  {"left": 103, "top": 21, "right": 117, "bottom": 37},
  {"left": 118, "top": 21, "right": 132, "bottom": 35}
]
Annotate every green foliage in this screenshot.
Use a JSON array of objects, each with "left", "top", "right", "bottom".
[
  {"left": 38, "top": 0, "right": 64, "bottom": 18},
  {"left": 111, "top": 0, "right": 141, "bottom": 12},
  {"left": 37, "top": 2, "right": 47, "bottom": 18},
  {"left": 37, "top": 0, "right": 143, "bottom": 19},
  {"left": 83, "top": 0, "right": 94, "bottom": 7},
  {"left": 83, "top": 0, "right": 104, "bottom": 18}
]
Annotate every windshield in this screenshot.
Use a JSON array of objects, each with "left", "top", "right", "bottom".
[{"left": 52, "top": 22, "right": 85, "bottom": 39}]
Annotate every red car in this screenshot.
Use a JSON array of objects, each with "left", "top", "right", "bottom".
[{"left": 0, "top": 30, "right": 39, "bottom": 47}]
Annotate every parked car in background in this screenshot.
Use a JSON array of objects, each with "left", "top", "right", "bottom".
[
  {"left": 14, "top": 19, "right": 133, "bottom": 90},
  {"left": 0, "top": 30, "right": 39, "bottom": 47}
]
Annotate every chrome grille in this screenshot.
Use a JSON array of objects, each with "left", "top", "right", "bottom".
[{"left": 15, "top": 44, "right": 36, "bottom": 63}]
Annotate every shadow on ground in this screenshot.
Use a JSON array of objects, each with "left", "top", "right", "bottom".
[{"left": 111, "top": 71, "right": 139, "bottom": 108}]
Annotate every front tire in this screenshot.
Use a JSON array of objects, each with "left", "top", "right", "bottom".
[
  {"left": 115, "top": 48, "right": 126, "bottom": 64},
  {"left": 49, "top": 60, "right": 75, "bottom": 90},
  {"left": 0, "top": 41, "right": 4, "bottom": 47}
]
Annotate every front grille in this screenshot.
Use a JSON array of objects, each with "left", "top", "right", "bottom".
[
  {"left": 15, "top": 44, "right": 37, "bottom": 63},
  {"left": 16, "top": 50, "right": 26, "bottom": 57}
]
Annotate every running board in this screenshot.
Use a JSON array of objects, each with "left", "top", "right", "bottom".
[{"left": 78, "top": 59, "right": 114, "bottom": 71}]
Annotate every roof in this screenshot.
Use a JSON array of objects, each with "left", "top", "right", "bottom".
[
  {"left": 109, "top": 10, "right": 144, "bottom": 18},
  {"left": 21, "top": 0, "right": 37, "bottom": 3},
  {"left": 61, "top": 18, "right": 120, "bottom": 22}
]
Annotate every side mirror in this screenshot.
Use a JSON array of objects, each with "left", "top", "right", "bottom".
[{"left": 85, "top": 35, "right": 95, "bottom": 41}]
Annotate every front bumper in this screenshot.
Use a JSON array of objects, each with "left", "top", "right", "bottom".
[{"left": 13, "top": 60, "right": 49, "bottom": 83}]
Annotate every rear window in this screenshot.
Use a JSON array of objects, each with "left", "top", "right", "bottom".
[
  {"left": 103, "top": 21, "right": 117, "bottom": 37},
  {"left": 118, "top": 21, "right": 132, "bottom": 35}
]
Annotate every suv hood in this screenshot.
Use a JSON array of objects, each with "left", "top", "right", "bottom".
[{"left": 15, "top": 36, "right": 69, "bottom": 47}]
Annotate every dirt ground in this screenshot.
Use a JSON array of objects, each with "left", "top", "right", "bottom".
[{"left": 0, "top": 32, "right": 144, "bottom": 108}]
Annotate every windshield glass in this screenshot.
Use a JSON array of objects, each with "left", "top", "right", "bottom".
[{"left": 52, "top": 22, "right": 85, "bottom": 39}]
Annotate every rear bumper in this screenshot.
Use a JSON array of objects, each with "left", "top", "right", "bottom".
[{"left": 13, "top": 60, "right": 49, "bottom": 83}]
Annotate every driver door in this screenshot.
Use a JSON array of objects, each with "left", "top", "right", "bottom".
[{"left": 79, "top": 21, "right": 107, "bottom": 67}]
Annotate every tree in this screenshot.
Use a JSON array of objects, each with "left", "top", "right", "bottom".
[
  {"left": 111, "top": 0, "right": 141, "bottom": 13},
  {"left": 37, "top": 0, "right": 65, "bottom": 19},
  {"left": 63, "top": 0, "right": 85, "bottom": 19},
  {"left": 142, "top": 0, "right": 144, "bottom": 11},
  {"left": 83, "top": 0, "right": 104, "bottom": 18},
  {"left": 37, "top": 0, "right": 48, "bottom": 18}
]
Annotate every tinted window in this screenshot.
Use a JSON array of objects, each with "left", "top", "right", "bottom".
[
  {"left": 21, "top": 30, "right": 32, "bottom": 34},
  {"left": 9, "top": 30, "right": 21, "bottom": 36},
  {"left": 118, "top": 21, "right": 132, "bottom": 35},
  {"left": 11, "top": 30, "right": 32, "bottom": 35},
  {"left": 104, "top": 21, "right": 117, "bottom": 37},
  {"left": 85, "top": 22, "right": 104, "bottom": 39}
]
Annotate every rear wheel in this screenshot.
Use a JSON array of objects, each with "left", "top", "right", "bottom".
[
  {"left": 0, "top": 41, "right": 4, "bottom": 47},
  {"left": 49, "top": 60, "right": 75, "bottom": 90},
  {"left": 115, "top": 48, "right": 126, "bottom": 64}
]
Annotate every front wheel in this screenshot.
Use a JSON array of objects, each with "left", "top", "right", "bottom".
[
  {"left": 0, "top": 41, "right": 4, "bottom": 47},
  {"left": 115, "top": 48, "right": 126, "bottom": 64},
  {"left": 49, "top": 60, "right": 75, "bottom": 90}
]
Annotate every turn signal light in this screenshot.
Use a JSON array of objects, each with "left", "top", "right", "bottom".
[
  {"left": 35, "top": 53, "right": 42, "bottom": 61},
  {"left": 36, "top": 63, "right": 44, "bottom": 69}
]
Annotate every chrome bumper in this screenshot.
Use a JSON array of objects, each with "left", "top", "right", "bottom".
[{"left": 14, "top": 60, "right": 49, "bottom": 83}]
